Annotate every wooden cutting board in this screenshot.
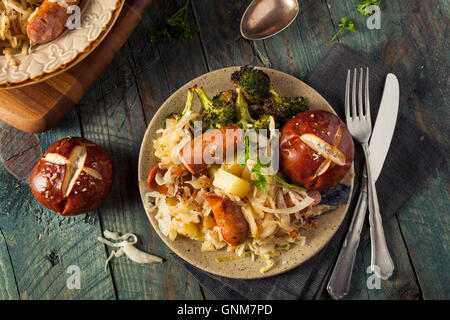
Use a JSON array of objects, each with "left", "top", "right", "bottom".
[{"left": 0, "top": 0, "right": 153, "bottom": 133}]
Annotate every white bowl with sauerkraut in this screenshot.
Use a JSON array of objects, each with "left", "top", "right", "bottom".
[
  {"left": 0, "top": 0, "right": 124, "bottom": 88},
  {"left": 138, "top": 67, "right": 354, "bottom": 279}
]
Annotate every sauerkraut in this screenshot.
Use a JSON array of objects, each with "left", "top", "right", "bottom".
[{"left": 145, "top": 112, "right": 318, "bottom": 274}]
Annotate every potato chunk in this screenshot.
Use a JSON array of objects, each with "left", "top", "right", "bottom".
[
  {"left": 177, "top": 223, "right": 199, "bottom": 240},
  {"left": 213, "top": 168, "right": 251, "bottom": 198},
  {"left": 221, "top": 162, "right": 244, "bottom": 177}
]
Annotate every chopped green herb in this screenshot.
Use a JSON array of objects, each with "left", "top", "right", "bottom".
[
  {"left": 150, "top": 0, "right": 199, "bottom": 43},
  {"left": 250, "top": 157, "right": 270, "bottom": 194},
  {"left": 239, "top": 136, "right": 251, "bottom": 166},
  {"left": 331, "top": 17, "right": 356, "bottom": 41},
  {"left": 271, "top": 175, "right": 307, "bottom": 192},
  {"left": 357, "top": 0, "right": 381, "bottom": 16},
  {"left": 249, "top": 157, "right": 307, "bottom": 194}
]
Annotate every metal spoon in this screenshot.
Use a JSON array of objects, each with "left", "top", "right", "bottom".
[{"left": 240, "top": 0, "right": 299, "bottom": 40}]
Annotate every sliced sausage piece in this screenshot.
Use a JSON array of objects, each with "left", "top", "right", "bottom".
[
  {"left": 178, "top": 126, "right": 242, "bottom": 175},
  {"left": 27, "top": 0, "right": 80, "bottom": 44},
  {"left": 306, "top": 190, "right": 321, "bottom": 206},
  {"left": 285, "top": 190, "right": 321, "bottom": 222},
  {"left": 284, "top": 191, "right": 321, "bottom": 208},
  {"left": 147, "top": 165, "right": 170, "bottom": 196},
  {"left": 147, "top": 165, "right": 194, "bottom": 197},
  {"left": 204, "top": 193, "right": 249, "bottom": 246}
]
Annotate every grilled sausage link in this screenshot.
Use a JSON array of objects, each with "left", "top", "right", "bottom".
[
  {"left": 204, "top": 193, "right": 249, "bottom": 246},
  {"left": 27, "top": 0, "right": 80, "bottom": 44},
  {"left": 178, "top": 126, "right": 242, "bottom": 175}
]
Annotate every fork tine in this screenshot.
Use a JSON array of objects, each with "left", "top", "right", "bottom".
[
  {"left": 352, "top": 68, "right": 357, "bottom": 118},
  {"left": 365, "top": 67, "right": 371, "bottom": 123},
  {"left": 358, "top": 67, "right": 364, "bottom": 117},
  {"left": 345, "top": 69, "right": 351, "bottom": 123}
]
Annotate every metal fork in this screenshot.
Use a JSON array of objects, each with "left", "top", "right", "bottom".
[
  {"left": 327, "top": 68, "right": 393, "bottom": 299},
  {"left": 345, "top": 68, "right": 394, "bottom": 279}
]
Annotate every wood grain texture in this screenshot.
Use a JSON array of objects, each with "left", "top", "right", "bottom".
[
  {"left": 0, "top": 228, "right": 20, "bottom": 299},
  {"left": 72, "top": 0, "right": 203, "bottom": 299},
  {"left": 344, "top": 219, "right": 421, "bottom": 300},
  {"left": 0, "top": 127, "right": 40, "bottom": 182},
  {"left": 326, "top": 0, "right": 449, "bottom": 300},
  {"left": 0, "top": 0, "right": 447, "bottom": 300},
  {"left": 190, "top": 0, "right": 421, "bottom": 299},
  {"left": 396, "top": 167, "right": 449, "bottom": 300},
  {"left": 0, "top": 115, "right": 117, "bottom": 299}
]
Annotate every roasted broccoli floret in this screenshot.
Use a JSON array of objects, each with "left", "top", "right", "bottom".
[
  {"left": 235, "top": 87, "right": 255, "bottom": 130},
  {"left": 231, "top": 66, "right": 270, "bottom": 104},
  {"left": 182, "top": 87, "right": 195, "bottom": 116},
  {"left": 254, "top": 114, "right": 271, "bottom": 131},
  {"left": 165, "top": 87, "right": 195, "bottom": 123},
  {"left": 252, "top": 87, "right": 308, "bottom": 126},
  {"left": 235, "top": 87, "right": 271, "bottom": 132},
  {"left": 165, "top": 112, "right": 182, "bottom": 122},
  {"left": 194, "top": 86, "right": 235, "bottom": 130},
  {"left": 213, "top": 90, "right": 236, "bottom": 109}
]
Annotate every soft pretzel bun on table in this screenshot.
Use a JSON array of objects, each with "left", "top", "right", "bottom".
[{"left": 30, "top": 137, "right": 114, "bottom": 216}]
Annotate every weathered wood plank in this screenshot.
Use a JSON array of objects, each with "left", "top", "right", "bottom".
[
  {"left": 254, "top": 0, "right": 423, "bottom": 299},
  {"left": 326, "top": 0, "right": 382, "bottom": 61},
  {"left": 262, "top": 0, "right": 339, "bottom": 76},
  {"left": 0, "top": 128, "right": 40, "bottom": 182},
  {"left": 396, "top": 167, "right": 449, "bottom": 300},
  {"left": 0, "top": 114, "right": 117, "bottom": 299},
  {"left": 75, "top": 48, "right": 157, "bottom": 299},
  {"left": 191, "top": 0, "right": 261, "bottom": 68},
  {"left": 120, "top": 0, "right": 221, "bottom": 299},
  {"left": 345, "top": 217, "right": 421, "bottom": 300},
  {"left": 327, "top": 0, "right": 449, "bottom": 300},
  {"left": 0, "top": 0, "right": 445, "bottom": 301},
  {"left": 76, "top": 2, "right": 203, "bottom": 297},
  {"left": 129, "top": 0, "right": 209, "bottom": 123},
  {"left": 0, "top": 228, "right": 20, "bottom": 299}
]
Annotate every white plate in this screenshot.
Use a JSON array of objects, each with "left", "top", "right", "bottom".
[{"left": 0, "top": 0, "right": 124, "bottom": 88}]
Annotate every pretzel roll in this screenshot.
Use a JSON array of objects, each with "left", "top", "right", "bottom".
[
  {"left": 30, "top": 137, "right": 114, "bottom": 216},
  {"left": 280, "top": 110, "right": 354, "bottom": 190}
]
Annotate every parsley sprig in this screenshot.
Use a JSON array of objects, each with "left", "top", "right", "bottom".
[
  {"left": 150, "top": 0, "right": 199, "bottom": 43},
  {"left": 249, "top": 157, "right": 307, "bottom": 194},
  {"left": 271, "top": 175, "right": 307, "bottom": 192},
  {"left": 239, "top": 136, "right": 251, "bottom": 167},
  {"left": 239, "top": 135, "right": 307, "bottom": 193},
  {"left": 331, "top": 17, "right": 356, "bottom": 41},
  {"left": 357, "top": 0, "right": 381, "bottom": 16},
  {"left": 250, "top": 157, "right": 270, "bottom": 193}
]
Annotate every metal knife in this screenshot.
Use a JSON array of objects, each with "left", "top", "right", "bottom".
[{"left": 327, "top": 73, "right": 400, "bottom": 299}]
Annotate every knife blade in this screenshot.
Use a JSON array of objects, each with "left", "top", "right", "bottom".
[
  {"left": 367, "top": 73, "right": 399, "bottom": 280},
  {"left": 369, "top": 73, "right": 400, "bottom": 180},
  {"left": 327, "top": 73, "right": 400, "bottom": 298}
]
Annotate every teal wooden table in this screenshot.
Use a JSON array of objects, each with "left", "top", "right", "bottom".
[{"left": 0, "top": 0, "right": 448, "bottom": 300}]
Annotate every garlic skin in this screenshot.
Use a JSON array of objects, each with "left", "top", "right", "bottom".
[{"left": 98, "top": 230, "right": 163, "bottom": 272}]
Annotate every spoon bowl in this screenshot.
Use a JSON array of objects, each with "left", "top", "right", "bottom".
[{"left": 240, "top": 0, "right": 299, "bottom": 40}]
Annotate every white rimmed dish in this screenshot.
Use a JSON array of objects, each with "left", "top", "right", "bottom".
[{"left": 0, "top": 0, "right": 124, "bottom": 89}]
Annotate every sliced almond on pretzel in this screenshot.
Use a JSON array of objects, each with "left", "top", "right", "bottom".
[
  {"left": 63, "top": 145, "right": 87, "bottom": 197},
  {"left": 300, "top": 133, "right": 346, "bottom": 166}
]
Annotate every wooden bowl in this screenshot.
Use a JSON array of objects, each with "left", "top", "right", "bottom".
[{"left": 138, "top": 67, "right": 354, "bottom": 279}]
